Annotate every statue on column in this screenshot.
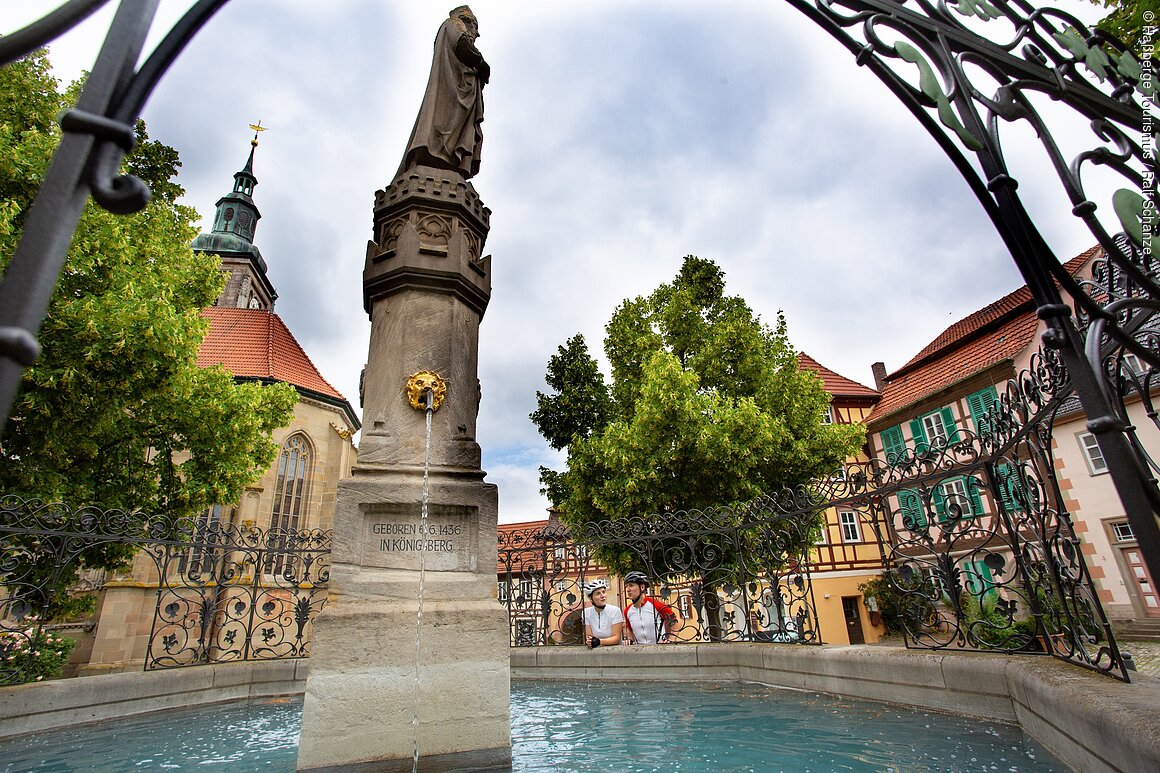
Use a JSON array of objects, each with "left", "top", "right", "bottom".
[{"left": 396, "top": 6, "right": 489, "bottom": 180}]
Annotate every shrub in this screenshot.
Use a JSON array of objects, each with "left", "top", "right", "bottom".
[{"left": 0, "top": 622, "right": 76, "bottom": 684}]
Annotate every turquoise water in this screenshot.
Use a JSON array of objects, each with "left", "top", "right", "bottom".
[{"left": 0, "top": 681, "right": 1064, "bottom": 772}]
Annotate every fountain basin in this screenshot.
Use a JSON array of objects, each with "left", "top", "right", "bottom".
[{"left": 1, "top": 645, "right": 1157, "bottom": 771}]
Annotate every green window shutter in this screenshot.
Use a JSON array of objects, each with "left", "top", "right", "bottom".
[
  {"left": 933, "top": 485, "right": 948, "bottom": 521},
  {"left": 881, "top": 425, "right": 906, "bottom": 464},
  {"left": 909, "top": 418, "right": 929, "bottom": 456},
  {"left": 899, "top": 489, "right": 926, "bottom": 529},
  {"left": 994, "top": 463, "right": 1023, "bottom": 512},
  {"left": 963, "top": 559, "right": 996, "bottom": 600},
  {"left": 967, "top": 386, "right": 999, "bottom": 440},
  {"left": 966, "top": 476, "right": 984, "bottom": 517},
  {"left": 940, "top": 407, "right": 958, "bottom": 443}
]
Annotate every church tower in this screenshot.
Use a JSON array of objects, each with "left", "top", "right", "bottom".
[{"left": 191, "top": 129, "right": 277, "bottom": 311}]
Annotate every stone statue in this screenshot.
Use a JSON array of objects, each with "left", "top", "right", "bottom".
[{"left": 396, "top": 6, "right": 489, "bottom": 180}]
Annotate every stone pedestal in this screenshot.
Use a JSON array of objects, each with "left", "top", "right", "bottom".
[{"left": 297, "top": 168, "right": 509, "bottom": 772}]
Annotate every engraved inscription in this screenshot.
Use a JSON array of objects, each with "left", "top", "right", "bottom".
[{"left": 360, "top": 503, "right": 477, "bottom": 571}]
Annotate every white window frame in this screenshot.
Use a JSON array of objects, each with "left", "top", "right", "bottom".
[
  {"left": 1122, "top": 352, "right": 1143, "bottom": 374},
  {"left": 839, "top": 510, "right": 861, "bottom": 543},
  {"left": 1078, "top": 432, "right": 1109, "bottom": 475},
  {"left": 821, "top": 406, "right": 834, "bottom": 424},
  {"left": 497, "top": 580, "right": 510, "bottom": 603},
  {"left": 922, "top": 411, "right": 948, "bottom": 443},
  {"left": 1112, "top": 522, "right": 1135, "bottom": 542},
  {"left": 939, "top": 478, "right": 973, "bottom": 516}
]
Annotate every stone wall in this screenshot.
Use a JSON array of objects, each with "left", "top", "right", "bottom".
[{"left": 0, "top": 660, "right": 306, "bottom": 739}]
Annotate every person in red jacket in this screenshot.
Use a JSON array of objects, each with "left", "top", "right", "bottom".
[{"left": 622, "top": 571, "right": 677, "bottom": 644}]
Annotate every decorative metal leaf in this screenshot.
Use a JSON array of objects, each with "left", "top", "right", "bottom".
[
  {"left": 950, "top": 0, "right": 1002, "bottom": 21},
  {"left": 1053, "top": 27, "right": 1111, "bottom": 82},
  {"left": 1112, "top": 188, "right": 1146, "bottom": 246},
  {"left": 894, "top": 41, "right": 984, "bottom": 150}
]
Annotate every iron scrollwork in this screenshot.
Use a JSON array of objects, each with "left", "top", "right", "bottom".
[
  {"left": 858, "top": 337, "right": 1130, "bottom": 680},
  {"left": 0, "top": 0, "right": 233, "bottom": 435},
  {"left": 0, "top": 495, "right": 329, "bottom": 684},
  {"left": 784, "top": 0, "right": 1159, "bottom": 606},
  {"left": 497, "top": 504, "right": 822, "bottom": 647}
]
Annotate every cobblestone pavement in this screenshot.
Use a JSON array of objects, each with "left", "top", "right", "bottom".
[{"left": 1121, "top": 639, "right": 1160, "bottom": 677}]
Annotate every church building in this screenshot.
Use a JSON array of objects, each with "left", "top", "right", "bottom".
[{"left": 78, "top": 135, "right": 360, "bottom": 673}]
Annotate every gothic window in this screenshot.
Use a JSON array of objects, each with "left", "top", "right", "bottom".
[{"left": 268, "top": 434, "right": 312, "bottom": 575}]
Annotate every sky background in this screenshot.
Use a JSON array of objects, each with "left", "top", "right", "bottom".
[{"left": 3, "top": 0, "right": 1121, "bottom": 522}]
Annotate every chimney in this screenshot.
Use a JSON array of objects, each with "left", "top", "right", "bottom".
[{"left": 871, "top": 361, "right": 888, "bottom": 392}]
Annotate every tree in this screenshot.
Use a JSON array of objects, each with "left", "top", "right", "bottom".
[
  {"left": 532, "top": 256, "right": 865, "bottom": 578},
  {"left": 1092, "top": 0, "right": 1157, "bottom": 55},
  {"left": 0, "top": 52, "right": 296, "bottom": 607}
]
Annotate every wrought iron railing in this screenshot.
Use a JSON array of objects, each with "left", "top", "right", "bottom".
[
  {"left": 783, "top": 0, "right": 1159, "bottom": 607},
  {"left": 497, "top": 502, "right": 823, "bottom": 647},
  {"left": 0, "top": 495, "right": 329, "bottom": 684}
]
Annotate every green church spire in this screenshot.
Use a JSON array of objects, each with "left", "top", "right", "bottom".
[{"left": 193, "top": 123, "right": 277, "bottom": 310}]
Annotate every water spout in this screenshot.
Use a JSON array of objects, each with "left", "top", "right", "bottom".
[{"left": 406, "top": 374, "right": 442, "bottom": 773}]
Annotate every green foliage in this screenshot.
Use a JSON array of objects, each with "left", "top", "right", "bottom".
[
  {"left": 533, "top": 256, "right": 865, "bottom": 576},
  {"left": 859, "top": 574, "right": 924, "bottom": 636},
  {"left": 0, "top": 623, "right": 76, "bottom": 684},
  {"left": 531, "top": 334, "right": 611, "bottom": 451},
  {"left": 0, "top": 52, "right": 296, "bottom": 598},
  {"left": 1092, "top": 0, "right": 1157, "bottom": 55}
]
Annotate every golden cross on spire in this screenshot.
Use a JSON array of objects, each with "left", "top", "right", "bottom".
[{"left": 249, "top": 120, "right": 267, "bottom": 146}]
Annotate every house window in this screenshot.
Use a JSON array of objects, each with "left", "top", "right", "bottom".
[
  {"left": 939, "top": 478, "right": 973, "bottom": 518},
  {"left": 678, "top": 595, "right": 694, "bottom": 617},
  {"left": 553, "top": 546, "right": 566, "bottom": 560},
  {"left": 555, "top": 580, "right": 568, "bottom": 592},
  {"left": 497, "top": 579, "right": 510, "bottom": 603},
  {"left": 922, "top": 412, "right": 948, "bottom": 443},
  {"left": 518, "top": 578, "right": 534, "bottom": 602},
  {"left": 910, "top": 407, "right": 958, "bottom": 455},
  {"left": 1113, "top": 522, "right": 1135, "bottom": 542},
  {"left": 935, "top": 476, "right": 983, "bottom": 521},
  {"left": 1121, "top": 352, "right": 1143, "bottom": 374},
  {"left": 839, "top": 511, "right": 861, "bottom": 543},
  {"left": 1078, "top": 432, "right": 1108, "bottom": 475},
  {"left": 821, "top": 406, "right": 833, "bottom": 424}
]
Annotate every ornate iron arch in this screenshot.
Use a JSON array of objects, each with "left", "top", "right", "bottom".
[{"left": 781, "top": 0, "right": 1159, "bottom": 591}]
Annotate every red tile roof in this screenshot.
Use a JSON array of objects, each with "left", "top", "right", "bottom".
[
  {"left": 867, "top": 247, "right": 1100, "bottom": 425},
  {"left": 198, "top": 307, "right": 347, "bottom": 402},
  {"left": 798, "top": 353, "right": 879, "bottom": 398}
]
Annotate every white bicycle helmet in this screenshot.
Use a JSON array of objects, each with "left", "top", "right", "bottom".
[{"left": 583, "top": 578, "right": 609, "bottom": 598}]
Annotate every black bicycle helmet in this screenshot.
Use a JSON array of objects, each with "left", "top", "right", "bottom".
[{"left": 623, "top": 571, "right": 649, "bottom": 586}]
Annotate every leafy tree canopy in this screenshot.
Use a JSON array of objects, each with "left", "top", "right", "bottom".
[
  {"left": 1092, "top": 0, "right": 1157, "bottom": 54},
  {"left": 0, "top": 50, "right": 296, "bottom": 527},
  {"left": 532, "top": 256, "right": 865, "bottom": 574}
]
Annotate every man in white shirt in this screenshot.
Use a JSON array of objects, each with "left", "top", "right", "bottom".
[{"left": 582, "top": 579, "right": 624, "bottom": 648}]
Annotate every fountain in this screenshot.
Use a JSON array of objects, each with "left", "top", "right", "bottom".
[{"left": 295, "top": 7, "right": 509, "bottom": 771}]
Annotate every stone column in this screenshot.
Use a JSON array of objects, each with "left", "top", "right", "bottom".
[{"left": 297, "top": 166, "right": 509, "bottom": 772}]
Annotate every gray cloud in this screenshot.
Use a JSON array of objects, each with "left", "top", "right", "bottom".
[{"left": 3, "top": 0, "right": 1113, "bottom": 522}]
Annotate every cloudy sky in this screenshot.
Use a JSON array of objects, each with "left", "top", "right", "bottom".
[{"left": 3, "top": 0, "right": 1122, "bottom": 521}]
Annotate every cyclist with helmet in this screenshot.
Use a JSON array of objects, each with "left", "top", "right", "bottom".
[
  {"left": 622, "top": 571, "right": 678, "bottom": 645},
  {"left": 582, "top": 579, "right": 624, "bottom": 648}
]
